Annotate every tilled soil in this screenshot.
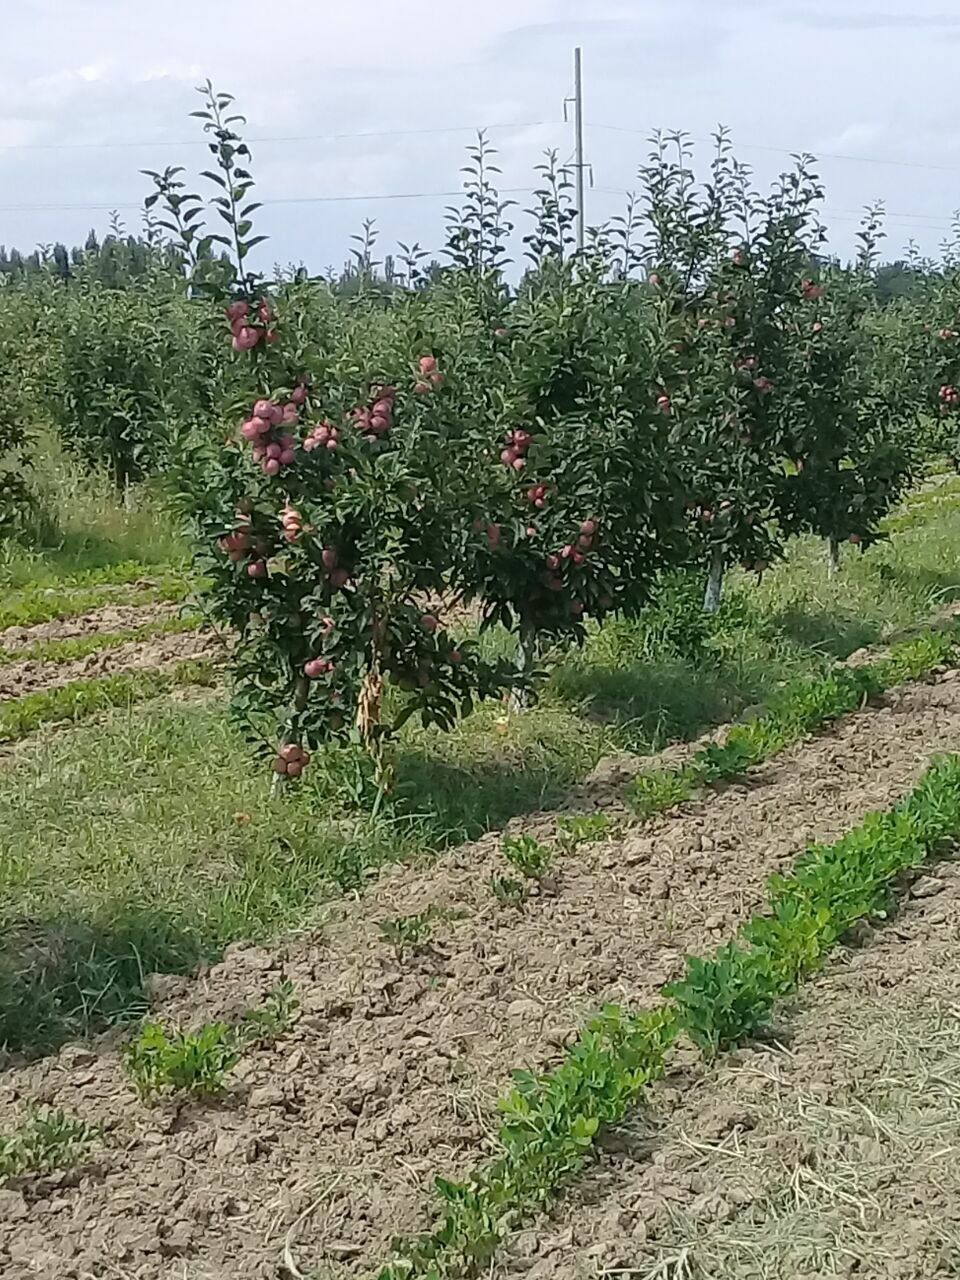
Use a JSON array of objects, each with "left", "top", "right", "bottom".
[
  {"left": 0, "top": 629, "right": 224, "bottom": 700},
  {"left": 3, "top": 674, "right": 960, "bottom": 1278},
  {"left": 507, "top": 860, "right": 960, "bottom": 1279},
  {"left": 0, "top": 602, "right": 182, "bottom": 653}
]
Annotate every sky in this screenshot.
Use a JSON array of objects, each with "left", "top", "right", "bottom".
[{"left": 3, "top": 0, "right": 960, "bottom": 273}]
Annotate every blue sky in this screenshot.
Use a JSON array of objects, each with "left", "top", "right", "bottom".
[{"left": 3, "top": 0, "right": 960, "bottom": 271}]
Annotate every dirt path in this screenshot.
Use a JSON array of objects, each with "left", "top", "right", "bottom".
[
  {"left": 3, "top": 674, "right": 960, "bottom": 1279},
  {"left": 0, "top": 602, "right": 183, "bottom": 653},
  {"left": 505, "top": 863, "right": 960, "bottom": 1280},
  {"left": 0, "top": 629, "right": 224, "bottom": 700}
]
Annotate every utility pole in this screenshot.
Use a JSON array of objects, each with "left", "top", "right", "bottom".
[
  {"left": 573, "top": 47, "right": 586, "bottom": 252},
  {"left": 564, "top": 47, "right": 587, "bottom": 252}
]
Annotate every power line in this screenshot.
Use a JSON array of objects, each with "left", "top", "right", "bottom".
[
  {"left": 588, "top": 121, "right": 960, "bottom": 177},
  {"left": 0, "top": 186, "right": 543, "bottom": 215},
  {"left": 0, "top": 121, "right": 558, "bottom": 154}
]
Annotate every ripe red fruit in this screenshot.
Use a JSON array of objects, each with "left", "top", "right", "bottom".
[
  {"left": 415, "top": 381, "right": 432, "bottom": 395},
  {"left": 580, "top": 519, "right": 597, "bottom": 536},
  {"left": 657, "top": 394, "right": 671, "bottom": 413},
  {"left": 421, "top": 614, "right": 439, "bottom": 633},
  {"left": 266, "top": 443, "right": 282, "bottom": 461},
  {"left": 226, "top": 300, "right": 249, "bottom": 322},
  {"left": 448, "top": 649, "right": 463, "bottom": 665},
  {"left": 233, "top": 326, "right": 260, "bottom": 351},
  {"left": 419, "top": 355, "right": 438, "bottom": 374},
  {"left": 291, "top": 385, "right": 309, "bottom": 406},
  {"left": 241, "top": 420, "right": 260, "bottom": 441},
  {"left": 570, "top": 601, "right": 585, "bottom": 617},
  {"left": 578, "top": 534, "right": 593, "bottom": 550},
  {"left": 330, "top": 569, "right": 349, "bottom": 589},
  {"left": 848, "top": 533, "right": 862, "bottom": 545},
  {"left": 263, "top": 459, "right": 281, "bottom": 476},
  {"left": 286, "top": 761, "right": 303, "bottom": 779},
  {"left": 494, "top": 327, "right": 508, "bottom": 338},
  {"left": 546, "top": 554, "right": 560, "bottom": 571},
  {"left": 511, "top": 457, "right": 525, "bottom": 471},
  {"left": 279, "top": 448, "right": 295, "bottom": 466},
  {"left": 321, "top": 547, "right": 338, "bottom": 569},
  {"left": 572, "top": 550, "right": 586, "bottom": 566},
  {"left": 486, "top": 523, "right": 501, "bottom": 549},
  {"left": 753, "top": 376, "right": 774, "bottom": 394},
  {"left": 430, "top": 372, "right": 445, "bottom": 387},
  {"left": 247, "top": 560, "right": 267, "bottom": 578},
  {"left": 511, "top": 430, "right": 532, "bottom": 451},
  {"left": 282, "top": 404, "right": 299, "bottom": 426}
]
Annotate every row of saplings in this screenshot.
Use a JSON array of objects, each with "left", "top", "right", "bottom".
[{"left": 182, "top": 277, "right": 941, "bottom": 794}]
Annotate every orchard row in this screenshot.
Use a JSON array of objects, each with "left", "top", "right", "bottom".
[{"left": 3, "top": 90, "right": 960, "bottom": 782}]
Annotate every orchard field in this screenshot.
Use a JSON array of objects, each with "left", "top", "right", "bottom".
[{"left": 5, "top": 88, "right": 960, "bottom": 1279}]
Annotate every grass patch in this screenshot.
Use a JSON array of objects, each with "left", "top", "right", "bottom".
[
  {"left": 0, "top": 660, "right": 217, "bottom": 744},
  {"left": 0, "top": 433, "right": 186, "bottom": 588},
  {"left": 0, "top": 576, "right": 191, "bottom": 631}
]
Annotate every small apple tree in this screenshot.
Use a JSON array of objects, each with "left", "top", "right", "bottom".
[
  {"left": 167, "top": 88, "right": 518, "bottom": 793},
  {"left": 639, "top": 131, "right": 826, "bottom": 610},
  {"left": 775, "top": 208, "right": 920, "bottom": 568}
]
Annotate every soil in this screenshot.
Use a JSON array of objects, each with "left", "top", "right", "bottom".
[
  {"left": 504, "top": 866, "right": 960, "bottom": 1279},
  {"left": 0, "top": 602, "right": 183, "bottom": 653},
  {"left": 0, "top": 630, "right": 225, "bottom": 700},
  {"left": 3, "top": 671, "right": 960, "bottom": 1279}
]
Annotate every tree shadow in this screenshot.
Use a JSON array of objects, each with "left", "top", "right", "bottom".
[
  {"left": 0, "top": 906, "right": 207, "bottom": 1062},
  {"left": 762, "top": 605, "right": 880, "bottom": 660},
  {"left": 391, "top": 748, "right": 572, "bottom": 846},
  {"left": 548, "top": 655, "right": 782, "bottom": 753}
]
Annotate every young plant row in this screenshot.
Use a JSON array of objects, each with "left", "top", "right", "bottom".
[
  {"left": 0, "top": 659, "right": 217, "bottom": 743},
  {"left": 629, "top": 625, "right": 956, "bottom": 816},
  {"left": 373, "top": 752, "right": 960, "bottom": 1280},
  {"left": 122, "top": 980, "right": 298, "bottom": 1102}
]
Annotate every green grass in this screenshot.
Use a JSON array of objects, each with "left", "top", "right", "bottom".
[
  {"left": 4, "top": 484, "right": 960, "bottom": 1057},
  {"left": 0, "top": 660, "right": 216, "bottom": 744},
  {"left": 0, "top": 576, "right": 191, "bottom": 631},
  {"left": 0, "top": 433, "right": 186, "bottom": 588}
]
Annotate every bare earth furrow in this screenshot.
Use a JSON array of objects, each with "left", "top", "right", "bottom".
[{"left": 2, "top": 675, "right": 960, "bottom": 1278}]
